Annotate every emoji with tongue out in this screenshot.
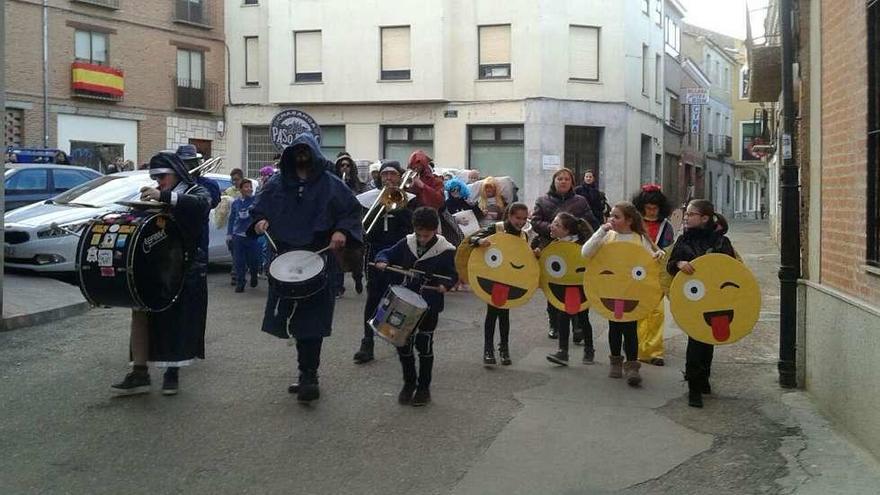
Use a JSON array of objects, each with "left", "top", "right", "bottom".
[
  {"left": 540, "top": 241, "right": 589, "bottom": 314},
  {"left": 583, "top": 241, "right": 663, "bottom": 322},
  {"left": 467, "top": 232, "right": 539, "bottom": 309},
  {"left": 668, "top": 253, "right": 761, "bottom": 345}
]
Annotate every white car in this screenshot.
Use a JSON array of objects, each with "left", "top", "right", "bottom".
[{"left": 4, "top": 171, "right": 239, "bottom": 272}]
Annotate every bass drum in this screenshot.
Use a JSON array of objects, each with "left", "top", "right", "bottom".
[{"left": 77, "top": 210, "right": 187, "bottom": 312}]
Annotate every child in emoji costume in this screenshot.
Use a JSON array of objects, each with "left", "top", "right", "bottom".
[
  {"left": 581, "top": 202, "right": 664, "bottom": 386},
  {"left": 632, "top": 185, "right": 676, "bottom": 366},
  {"left": 539, "top": 212, "right": 594, "bottom": 366},
  {"left": 666, "top": 199, "right": 738, "bottom": 408},
  {"left": 374, "top": 207, "right": 458, "bottom": 406},
  {"left": 468, "top": 203, "right": 532, "bottom": 366}
]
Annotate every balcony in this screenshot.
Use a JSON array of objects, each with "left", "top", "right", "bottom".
[
  {"left": 746, "top": 1, "right": 781, "bottom": 102},
  {"left": 173, "top": 0, "right": 212, "bottom": 28},
  {"left": 174, "top": 78, "right": 219, "bottom": 113},
  {"left": 71, "top": 0, "right": 120, "bottom": 9},
  {"left": 71, "top": 61, "right": 124, "bottom": 102}
]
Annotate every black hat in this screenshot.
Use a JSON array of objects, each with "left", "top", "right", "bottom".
[
  {"left": 149, "top": 152, "right": 194, "bottom": 184},
  {"left": 378, "top": 160, "right": 403, "bottom": 176},
  {"left": 175, "top": 144, "right": 202, "bottom": 161}
]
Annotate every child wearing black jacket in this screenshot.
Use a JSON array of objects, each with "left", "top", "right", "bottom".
[
  {"left": 666, "top": 199, "right": 736, "bottom": 408},
  {"left": 374, "top": 207, "right": 458, "bottom": 406},
  {"left": 469, "top": 203, "right": 530, "bottom": 366}
]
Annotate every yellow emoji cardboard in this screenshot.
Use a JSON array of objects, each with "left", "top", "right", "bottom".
[
  {"left": 540, "top": 241, "right": 589, "bottom": 314},
  {"left": 468, "top": 232, "right": 539, "bottom": 309},
  {"left": 668, "top": 253, "right": 761, "bottom": 345},
  {"left": 584, "top": 242, "right": 663, "bottom": 322}
]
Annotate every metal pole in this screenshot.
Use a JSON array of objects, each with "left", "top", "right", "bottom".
[
  {"left": 777, "top": 0, "right": 800, "bottom": 389},
  {"left": 42, "top": 0, "right": 49, "bottom": 147},
  {"left": 1, "top": 0, "right": 6, "bottom": 330}
]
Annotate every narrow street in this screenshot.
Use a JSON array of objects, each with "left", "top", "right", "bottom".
[{"left": 1, "top": 220, "right": 878, "bottom": 494}]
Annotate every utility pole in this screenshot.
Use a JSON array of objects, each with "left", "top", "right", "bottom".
[
  {"left": 777, "top": 0, "right": 800, "bottom": 388},
  {"left": 42, "top": 0, "right": 49, "bottom": 147},
  {"left": 1, "top": 0, "right": 7, "bottom": 330}
]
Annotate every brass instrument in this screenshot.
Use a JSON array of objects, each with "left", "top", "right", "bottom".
[
  {"left": 363, "top": 169, "right": 416, "bottom": 235},
  {"left": 188, "top": 156, "right": 224, "bottom": 176}
]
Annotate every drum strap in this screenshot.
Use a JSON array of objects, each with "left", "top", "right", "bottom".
[{"left": 284, "top": 300, "right": 298, "bottom": 346}]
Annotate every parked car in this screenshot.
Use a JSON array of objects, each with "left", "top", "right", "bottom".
[
  {"left": 4, "top": 164, "right": 103, "bottom": 211},
  {"left": 4, "top": 171, "right": 237, "bottom": 272}
]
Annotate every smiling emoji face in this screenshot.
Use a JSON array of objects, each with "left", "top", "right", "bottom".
[
  {"left": 468, "top": 232, "right": 539, "bottom": 309},
  {"left": 584, "top": 241, "right": 663, "bottom": 322},
  {"left": 540, "top": 241, "right": 589, "bottom": 314},
  {"left": 669, "top": 253, "right": 761, "bottom": 345}
]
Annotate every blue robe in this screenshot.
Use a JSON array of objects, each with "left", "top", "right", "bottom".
[{"left": 249, "top": 133, "right": 364, "bottom": 340}]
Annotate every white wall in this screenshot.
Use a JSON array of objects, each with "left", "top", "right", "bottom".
[{"left": 56, "top": 114, "right": 138, "bottom": 162}]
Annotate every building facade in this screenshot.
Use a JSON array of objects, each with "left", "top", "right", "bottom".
[
  {"left": 224, "top": 0, "right": 666, "bottom": 206},
  {"left": 750, "top": 0, "right": 880, "bottom": 460},
  {"left": 4, "top": 0, "right": 225, "bottom": 171}
]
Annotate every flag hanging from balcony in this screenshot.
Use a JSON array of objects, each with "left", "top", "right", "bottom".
[{"left": 71, "top": 62, "right": 124, "bottom": 97}]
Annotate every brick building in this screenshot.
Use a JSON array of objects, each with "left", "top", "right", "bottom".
[
  {"left": 750, "top": 0, "right": 880, "bottom": 459},
  {"left": 4, "top": 0, "right": 225, "bottom": 171}
]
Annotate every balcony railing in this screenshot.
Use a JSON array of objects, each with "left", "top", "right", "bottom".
[
  {"left": 71, "top": 61, "right": 124, "bottom": 101},
  {"left": 72, "top": 0, "right": 120, "bottom": 9},
  {"left": 174, "top": 78, "right": 219, "bottom": 113},
  {"left": 174, "top": 0, "right": 212, "bottom": 28}
]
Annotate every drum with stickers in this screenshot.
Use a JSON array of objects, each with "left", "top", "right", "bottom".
[{"left": 76, "top": 210, "right": 186, "bottom": 312}]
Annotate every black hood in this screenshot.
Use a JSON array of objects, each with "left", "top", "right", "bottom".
[{"left": 280, "top": 133, "right": 327, "bottom": 183}]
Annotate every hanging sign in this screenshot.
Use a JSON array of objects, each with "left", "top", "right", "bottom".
[{"left": 269, "top": 109, "right": 322, "bottom": 152}]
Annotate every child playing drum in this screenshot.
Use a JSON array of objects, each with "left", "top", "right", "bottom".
[{"left": 374, "top": 207, "right": 458, "bottom": 406}]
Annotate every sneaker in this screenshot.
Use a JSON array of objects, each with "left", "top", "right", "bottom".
[
  {"left": 411, "top": 389, "right": 431, "bottom": 407},
  {"left": 355, "top": 278, "right": 364, "bottom": 294},
  {"left": 235, "top": 286, "right": 244, "bottom": 293},
  {"left": 287, "top": 382, "right": 300, "bottom": 394},
  {"left": 162, "top": 370, "right": 179, "bottom": 396},
  {"left": 546, "top": 350, "right": 569, "bottom": 366},
  {"left": 111, "top": 371, "right": 151, "bottom": 396},
  {"left": 582, "top": 347, "right": 595, "bottom": 365},
  {"left": 398, "top": 384, "right": 416, "bottom": 405},
  {"left": 297, "top": 371, "right": 320, "bottom": 403},
  {"left": 547, "top": 328, "right": 558, "bottom": 339},
  {"left": 499, "top": 347, "right": 512, "bottom": 366},
  {"left": 353, "top": 340, "right": 374, "bottom": 364},
  {"left": 483, "top": 350, "right": 497, "bottom": 366}
]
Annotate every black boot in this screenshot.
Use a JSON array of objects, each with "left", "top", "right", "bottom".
[
  {"left": 688, "top": 381, "right": 704, "bottom": 408},
  {"left": 353, "top": 338, "right": 374, "bottom": 364},
  {"left": 483, "top": 349, "right": 497, "bottom": 366},
  {"left": 417, "top": 356, "right": 433, "bottom": 391},
  {"left": 546, "top": 350, "right": 569, "bottom": 366},
  {"left": 498, "top": 345, "right": 511, "bottom": 366},
  {"left": 398, "top": 354, "right": 417, "bottom": 404},
  {"left": 296, "top": 370, "right": 320, "bottom": 402},
  {"left": 111, "top": 367, "right": 151, "bottom": 396}
]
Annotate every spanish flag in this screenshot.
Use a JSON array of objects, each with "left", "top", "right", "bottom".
[{"left": 72, "top": 61, "right": 124, "bottom": 97}]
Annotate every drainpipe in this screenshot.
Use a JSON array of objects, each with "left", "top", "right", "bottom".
[
  {"left": 777, "top": 0, "right": 800, "bottom": 389},
  {"left": 1, "top": 0, "right": 6, "bottom": 329},
  {"left": 42, "top": 0, "right": 49, "bottom": 147}
]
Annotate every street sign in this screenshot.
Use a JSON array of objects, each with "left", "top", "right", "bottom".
[
  {"left": 690, "top": 104, "right": 701, "bottom": 134},
  {"left": 685, "top": 88, "right": 708, "bottom": 105}
]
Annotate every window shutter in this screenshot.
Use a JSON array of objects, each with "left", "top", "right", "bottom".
[
  {"left": 479, "top": 25, "right": 511, "bottom": 65},
  {"left": 381, "top": 26, "right": 411, "bottom": 71},
  {"left": 295, "top": 31, "right": 322, "bottom": 74},
  {"left": 569, "top": 26, "right": 599, "bottom": 80}
]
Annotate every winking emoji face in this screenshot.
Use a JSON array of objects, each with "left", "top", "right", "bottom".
[
  {"left": 583, "top": 241, "right": 663, "bottom": 322},
  {"left": 467, "top": 232, "right": 539, "bottom": 309},
  {"left": 540, "top": 241, "right": 589, "bottom": 314},
  {"left": 668, "top": 253, "right": 761, "bottom": 345}
]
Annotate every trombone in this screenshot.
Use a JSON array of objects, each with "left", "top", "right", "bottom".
[
  {"left": 188, "top": 156, "right": 224, "bottom": 176},
  {"left": 363, "top": 169, "right": 416, "bottom": 235}
]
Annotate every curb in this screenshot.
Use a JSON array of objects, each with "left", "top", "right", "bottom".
[{"left": 2, "top": 302, "right": 91, "bottom": 332}]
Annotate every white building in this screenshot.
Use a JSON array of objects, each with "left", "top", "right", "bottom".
[{"left": 224, "top": 0, "right": 666, "bottom": 205}]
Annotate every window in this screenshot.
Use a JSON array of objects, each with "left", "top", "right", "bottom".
[
  {"left": 653, "top": 0, "right": 662, "bottom": 25},
  {"left": 867, "top": 0, "right": 880, "bottom": 264},
  {"left": 469, "top": 125, "right": 525, "bottom": 188},
  {"left": 705, "top": 53, "right": 711, "bottom": 74},
  {"left": 53, "top": 169, "right": 93, "bottom": 191},
  {"left": 175, "top": 0, "right": 207, "bottom": 25},
  {"left": 724, "top": 66, "right": 730, "bottom": 91},
  {"left": 74, "top": 30, "right": 108, "bottom": 65},
  {"left": 5, "top": 109, "right": 24, "bottom": 147},
  {"left": 381, "top": 26, "right": 411, "bottom": 80},
  {"left": 244, "top": 0, "right": 258, "bottom": 4},
  {"left": 569, "top": 25, "right": 599, "bottom": 81},
  {"left": 321, "top": 126, "right": 346, "bottom": 158},
  {"left": 382, "top": 126, "right": 433, "bottom": 163},
  {"left": 294, "top": 30, "right": 322, "bottom": 82},
  {"left": 244, "top": 126, "right": 274, "bottom": 178},
  {"left": 69, "top": 141, "right": 124, "bottom": 172},
  {"left": 714, "top": 60, "right": 720, "bottom": 84},
  {"left": 740, "top": 66, "right": 750, "bottom": 99},
  {"left": 177, "top": 49, "right": 203, "bottom": 89},
  {"left": 6, "top": 169, "right": 48, "bottom": 191},
  {"left": 641, "top": 44, "right": 649, "bottom": 95},
  {"left": 665, "top": 92, "right": 681, "bottom": 128},
  {"left": 479, "top": 25, "right": 512, "bottom": 79},
  {"left": 655, "top": 53, "right": 662, "bottom": 102},
  {"left": 665, "top": 16, "right": 680, "bottom": 55},
  {"left": 641, "top": 0, "right": 649, "bottom": 15},
  {"left": 245, "top": 36, "right": 259, "bottom": 85}
]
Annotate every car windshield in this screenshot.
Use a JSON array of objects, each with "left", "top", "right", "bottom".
[{"left": 51, "top": 175, "right": 153, "bottom": 207}]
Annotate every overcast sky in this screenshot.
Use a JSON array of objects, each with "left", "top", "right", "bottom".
[{"left": 680, "top": 0, "right": 770, "bottom": 40}]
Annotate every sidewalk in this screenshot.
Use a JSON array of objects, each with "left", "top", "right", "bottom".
[
  {"left": 1, "top": 274, "right": 89, "bottom": 331},
  {"left": 451, "top": 220, "right": 880, "bottom": 495}
]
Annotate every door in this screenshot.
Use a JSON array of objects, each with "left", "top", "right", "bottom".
[
  {"left": 5, "top": 168, "right": 50, "bottom": 209},
  {"left": 564, "top": 126, "right": 601, "bottom": 184},
  {"left": 188, "top": 138, "right": 212, "bottom": 159}
]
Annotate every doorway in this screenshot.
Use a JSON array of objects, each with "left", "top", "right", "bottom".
[{"left": 564, "top": 126, "right": 601, "bottom": 184}]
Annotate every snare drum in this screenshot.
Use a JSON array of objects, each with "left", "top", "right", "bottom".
[
  {"left": 76, "top": 210, "right": 186, "bottom": 312},
  {"left": 369, "top": 285, "right": 428, "bottom": 346},
  {"left": 268, "top": 250, "right": 327, "bottom": 299}
]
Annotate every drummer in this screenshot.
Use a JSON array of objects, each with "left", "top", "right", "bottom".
[
  {"left": 353, "top": 161, "right": 415, "bottom": 365},
  {"left": 374, "top": 207, "right": 458, "bottom": 406},
  {"left": 110, "top": 152, "right": 212, "bottom": 397},
  {"left": 249, "top": 133, "right": 363, "bottom": 403}
]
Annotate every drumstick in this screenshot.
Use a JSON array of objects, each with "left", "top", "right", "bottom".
[
  {"left": 314, "top": 244, "right": 332, "bottom": 255},
  {"left": 263, "top": 232, "right": 279, "bottom": 253},
  {"left": 367, "top": 262, "right": 453, "bottom": 281}
]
